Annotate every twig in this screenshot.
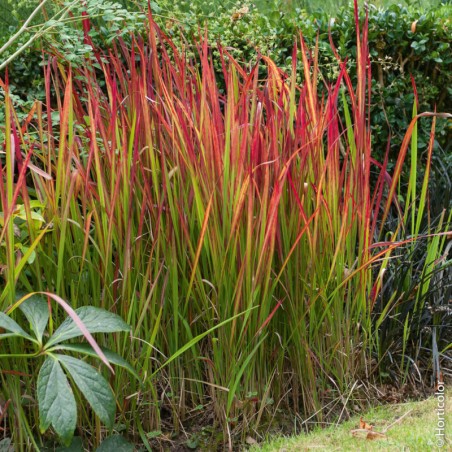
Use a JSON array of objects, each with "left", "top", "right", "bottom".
[
  {"left": 382, "top": 408, "right": 413, "bottom": 433},
  {"left": 0, "top": 0, "right": 50, "bottom": 55},
  {"left": 0, "top": 0, "right": 79, "bottom": 71}
]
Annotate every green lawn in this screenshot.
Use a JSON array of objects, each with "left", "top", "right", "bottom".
[{"left": 255, "top": 390, "right": 451, "bottom": 451}]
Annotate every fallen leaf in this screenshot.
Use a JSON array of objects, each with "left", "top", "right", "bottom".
[
  {"left": 231, "top": 6, "right": 249, "bottom": 21},
  {"left": 366, "top": 431, "right": 387, "bottom": 441},
  {"left": 351, "top": 428, "right": 387, "bottom": 441},
  {"left": 359, "top": 417, "right": 373, "bottom": 430}
]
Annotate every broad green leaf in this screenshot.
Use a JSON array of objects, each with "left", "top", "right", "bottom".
[
  {"left": 46, "top": 307, "right": 130, "bottom": 348},
  {"left": 37, "top": 357, "right": 77, "bottom": 446},
  {"left": 0, "top": 312, "right": 34, "bottom": 341},
  {"left": 57, "top": 354, "right": 115, "bottom": 428},
  {"left": 18, "top": 294, "right": 49, "bottom": 343},
  {"left": 51, "top": 344, "right": 139, "bottom": 380},
  {"left": 96, "top": 435, "right": 134, "bottom": 452},
  {"left": 12, "top": 292, "right": 114, "bottom": 372},
  {"left": 14, "top": 207, "right": 46, "bottom": 230},
  {"left": 15, "top": 244, "right": 37, "bottom": 264}
]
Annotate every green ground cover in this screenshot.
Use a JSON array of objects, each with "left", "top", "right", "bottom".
[{"left": 257, "top": 389, "right": 452, "bottom": 451}]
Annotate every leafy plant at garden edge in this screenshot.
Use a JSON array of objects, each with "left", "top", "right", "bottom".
[{"left": 0, "top": 292, "right": 134, "bottom": 446}]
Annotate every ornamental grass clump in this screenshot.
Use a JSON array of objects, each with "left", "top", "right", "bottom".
[{"left": 1, "top": 1, "right": 450, "bottom": 448}]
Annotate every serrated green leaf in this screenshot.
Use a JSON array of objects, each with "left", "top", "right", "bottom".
[
  {"left": 96, "top": 435, "right": 134, "bottom": 452},
  {"left": 0, "top": 312, "right": 34, "bottom": 341},
  {"left": 37, "top": 357, "right": 77, "bottom": 446},
  {"left": 18, "top": 294, "right": 49, "bottom": 343},
  {"left": 51, "top": 344, "right": 139, "bottom": 380},
  {"left": 57, "top": 354, "right": 115, "bottom": 428},
  {"left": 46, "top": 307, "right": 130, "bottom": 348}
]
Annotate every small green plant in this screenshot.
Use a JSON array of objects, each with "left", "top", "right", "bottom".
[{"left": 0, "top": 292, "right": 135, "bottom": 446}]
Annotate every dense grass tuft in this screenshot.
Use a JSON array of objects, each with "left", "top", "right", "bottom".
[{"left": 1, "top": 1, "right": 450, "bottom": 448}]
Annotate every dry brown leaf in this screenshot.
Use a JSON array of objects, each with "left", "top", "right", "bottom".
[
  {"left": 366, "top": 431, "right": 387, "bottom": 441},
  {"left": 231, "top": 6, "right": 249, "bottom": 21},
  {"left": 351, "top": 429, "right": 368, "bottom": 438},
  {"left": 411, "top": 20, "right": 417, "bottom": 33},
  {"left": 359, "top": 417, "right": 373, "bottom": 430},
  {"left": 351, "top": 427, "right": 387, "bottom": 441}
]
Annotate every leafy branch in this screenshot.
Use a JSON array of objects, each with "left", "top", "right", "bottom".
[{"left": 0, "top": 0, "right": 79, "bottom": 71}]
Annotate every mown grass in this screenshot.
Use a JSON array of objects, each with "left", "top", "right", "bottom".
[
  {"left": 255, "top": 389, "right": 452, "bottom": 451},
  {"left": 1, "top": 1, "right": 451, "bottom": 449}
]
